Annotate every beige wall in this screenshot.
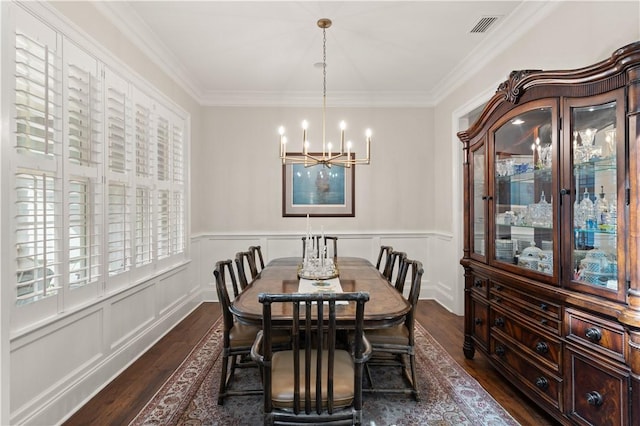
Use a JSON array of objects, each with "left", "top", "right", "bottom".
[{"left": 196, "top": 106, "right": 433, "bottom": 234}]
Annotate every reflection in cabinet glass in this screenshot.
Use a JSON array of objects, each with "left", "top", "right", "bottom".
[
  {"left": 570, "top": 101, "right": 618, "bottom": 292},
  {"left": 493, "top": 106, "right": 554, "bottom": 276},
  {"left": 472, "top": 145, "right": 485, "bottom": 256}
]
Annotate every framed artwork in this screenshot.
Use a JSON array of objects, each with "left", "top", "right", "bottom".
[{"left": 282, "top": 153, "right": 355, "bottom": 217}]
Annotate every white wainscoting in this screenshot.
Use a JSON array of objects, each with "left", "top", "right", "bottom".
[
  {"left": 11, "top": 232, "right": 462, "bottom": 425},
  {"left": 195, "top": 231, "right": 463, "bottom": 314},
  {"left": 10, "top": 262, "right": 202, "bottom": 426}
]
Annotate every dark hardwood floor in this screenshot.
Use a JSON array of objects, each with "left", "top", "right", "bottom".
[{"left": 63, "top": 300, "right": 559, "bottom": 425}]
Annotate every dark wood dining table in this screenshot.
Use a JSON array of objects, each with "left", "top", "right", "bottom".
[{"left": 230, "top": 256, "right": 410, "bottom": 329}]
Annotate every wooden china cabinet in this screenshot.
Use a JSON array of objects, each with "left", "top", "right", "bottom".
[{"left": 458, "top": 42, "right": 640, "bottom": 425}]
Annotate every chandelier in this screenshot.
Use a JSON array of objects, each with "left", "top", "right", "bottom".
[{"left": 278, "top": 18, "right": 371, "bottom": 168}]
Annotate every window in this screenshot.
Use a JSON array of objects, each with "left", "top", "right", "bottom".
[{"left": 7, "top": 4, "right": 188, "bottom": 315}]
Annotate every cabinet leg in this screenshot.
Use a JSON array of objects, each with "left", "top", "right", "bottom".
[{"left": 463, "top": 335, "right": 475, "bottom": 359}]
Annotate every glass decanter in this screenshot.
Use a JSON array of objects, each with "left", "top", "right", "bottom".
[
  {"left": 594, "top": 186, "right": 610, "bottom": 227},
  {"left": 578, "top": 188, "right": 596, "bottom": 230}
]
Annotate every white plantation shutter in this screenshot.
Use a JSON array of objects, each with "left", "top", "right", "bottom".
[
  {"left": 133, "top": 91, "right": 154, "bottom": 268},
  {"left": 172, "top": 191, "right": 185, "bottom": 254},
  {"left": 107, "top": 183, "right": 130, "bottom": 275},
  {"left": 15, "top": 172, "right": 62, "bottom": 303},
  {"left": 157, "top": 189, "right": 170, "bottom": 259},
  {"left": 13, "top": 11, "right": 63, "bottom": 305},
  {"left": 172, "top": 123, "right": 184, "bottom": 184},
  {"left": 107, "top": 86, "right": 127, "bottom": 173},
  {"left": 6, "top": 3, "right": 189, "bottom": 314},
  {"left": 65, "top": 42, "right": 103, "bottom": 290},
  {"left": 135, "top": 187, "right": 153, "bottom": 266},
  {"left": 156, "top": 116, "right": 170, "bottom": 182},
  {"left": 14, "top": 33, "right": 60, "bottom": 158},
  {"left": 171, "top": 121, "right": 185, "bottom": 254},
  {"left": 104, "top": 69, "right": 132, "bottom": 278},
  {"left": 135, "top": 102, "right": 152, "bottom": 178}
]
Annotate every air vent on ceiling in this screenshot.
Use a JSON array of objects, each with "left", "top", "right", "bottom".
[{"left": 470, "top": 16, "right": 499, "bottom": 33}]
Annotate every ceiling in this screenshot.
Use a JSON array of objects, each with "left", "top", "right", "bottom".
[{"left": 93, "top": 1, "right": 558, "bottom": 107}]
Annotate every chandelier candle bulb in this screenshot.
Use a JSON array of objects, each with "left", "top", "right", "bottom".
[{"left": 340, "top": 121, "right": 346, "bottom": 152}]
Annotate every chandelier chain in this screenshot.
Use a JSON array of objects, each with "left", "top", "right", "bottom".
[{"left": 322, "top": 26, "right": 327, "bottom": 99}]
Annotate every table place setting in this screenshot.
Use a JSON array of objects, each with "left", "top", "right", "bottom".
[{"left": 297, "top": 277, "right": 348, "bottom": 304}]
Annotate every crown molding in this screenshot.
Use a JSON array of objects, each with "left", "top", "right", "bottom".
[
  {"left": 431, "top": 1, "right": 561, "bottom": 104},
  {"left": 199, "top": 90, "right": 436, "bottom": 108},
  {"left": 91, "top": 0, "right": 203, "bottom": 103},
  {"left": 93, "top": 1, "right": 558, "bottom": 108}
]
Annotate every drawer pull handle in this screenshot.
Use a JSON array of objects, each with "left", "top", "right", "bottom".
[
  {"left": 495, "top": 345, "right": 505, "bottom": 356},
  {"left": 474, "top": 317, "right": 483, "bottom": 326},
  {"left": 474, "top": 279, "right": 483, "bottom": 288},
  {"left": 535, "top": 341, "right": 549, "bottom": 354},
  {"left": 494, "top": 317, "right": 505, "bottom": 327},
  {"left": 495, "top": 285, "right": 503, "bottom": 291},
  {"left": 585, "top": 327, "right": 602, "bottom": 342},
  {"left": 540, "top": 319, "right": 548, "bottom": 326},
  {"left": 535, "top": 376, "right": 549, "bottom": 390},
  {"left": 586, "top": 391, "right": 603, "bottom": 407},
  {"left": 539, "top": 303, "right": 548, "bottom": 311}
]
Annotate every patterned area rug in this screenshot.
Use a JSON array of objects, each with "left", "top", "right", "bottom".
[{"left": 129, "top": 318, "right": 519, "bottom": 425}]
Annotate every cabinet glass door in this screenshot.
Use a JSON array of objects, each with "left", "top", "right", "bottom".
[
  {"left": 471, "top": 143, "right": 486, "bottom": 258},
  {"left": 492, "top": 103, "right": 555, "bottom": 278},
  {"left": 567, "top": 94, "right": 622, "bottom": 297}
]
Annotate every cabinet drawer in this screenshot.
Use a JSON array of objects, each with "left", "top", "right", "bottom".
[
  {"left": 491, "top": 335, "right": 562, "bottom": 411},
  {"left": 565, "top": 308, "right": 625, "bottom": 363},
  {"left": 491, "top": 306, "right": 561, "bottom": 373},
  {"left": 470, "top": 294, "right": 489, "bottom": 350},
  {"left": 490, "top": 282, "right": 561, "bottom": 320},
  {"left": 469, "top": 274, "right": 488, "bottom": 298},
  {"left": 490, "top": 284, "right": 561, "bottom": 336},
  {"left": 565, "top": 346, "right": 630, "bottom": 426}
]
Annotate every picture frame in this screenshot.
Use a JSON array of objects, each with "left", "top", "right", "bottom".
[{"left": 282, "top": 153, "right": 355, "bottom": 217}]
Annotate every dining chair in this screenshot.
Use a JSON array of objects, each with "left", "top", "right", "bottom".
[
  {"left": 251, "top": 291, "right": 371, "bottom": 425},
  {"left": 393, "top": 254, "right": 411, "bottom": 295},
  {"left": 363, "top": 259, "right": 424, "bottom": 400},
  {"left": 213, "top": 259, "right": 263, "bottom": 405},
  {"left": 384, "top": 251, "right": 407, "bottom": 284},
  {"left": 248, "top": 245, "right": 265, "bottom": 275},
  {"left": 375, "top": 245, "right": 393, "bottom": 275},
  {"left": 235, "top": 250, "right": 258, "bottom": 291},
  {"left": 302, "top": 235, "right": 338, "bottom": 260}
]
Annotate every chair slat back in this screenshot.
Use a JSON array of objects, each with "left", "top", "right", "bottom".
[
  {"left": 405, "top": 260, "right": 424, "bottom": 339},
  {"left": 394, "top": 254, "right": 411, "bottom": 294},
  {"left": 375, "top": 245, "right": 393, "bottom": 272},
  {"left": 213, "top": 260, "right": 237, "bottom": 339},
  {"left": 258, "top": 291, "right": 369, "bottom": 417},
  {"left": 248, "top": 245, "right": 265, "bottom": 273},
  {"left": 235, "top": 251, "right": 258, "bottom": 291},
  {"left": 384, "top": 251, "right": 407, "bottom": 283}
]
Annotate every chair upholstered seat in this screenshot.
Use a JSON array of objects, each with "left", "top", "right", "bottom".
[
  {"left": 228, "top": 323, "right": 261, "bottom": 347},
  {"left": 365, "top": 324, "right": 409, "bottom": 346},
  {"left": 271, "top": 349, "right": 354, "bottom": 409}
]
